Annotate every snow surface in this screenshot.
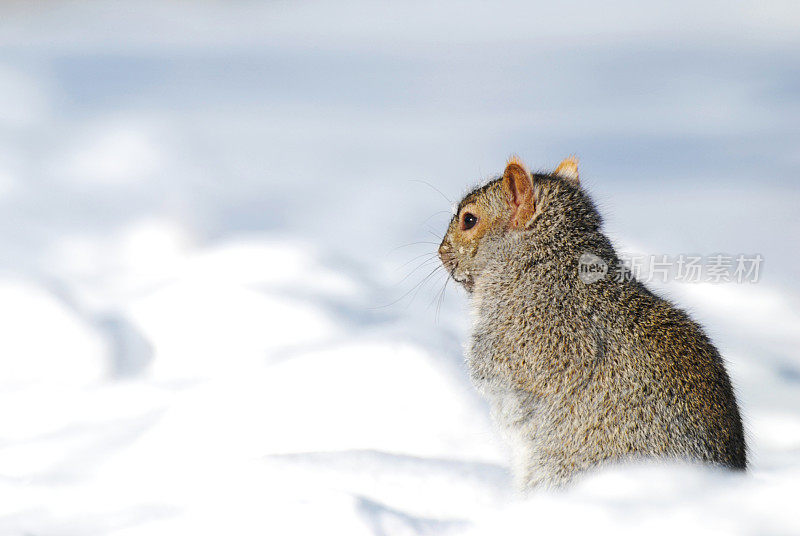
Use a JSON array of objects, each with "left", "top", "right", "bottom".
[{"left": 0, "top": 1, "right": 799, "bottom": 534}]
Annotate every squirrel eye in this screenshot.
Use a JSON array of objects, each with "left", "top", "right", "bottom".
[{"left": 462, "top": 212, "right": 478, "bottom": 230}]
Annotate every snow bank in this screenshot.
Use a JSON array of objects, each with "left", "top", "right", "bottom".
[{"left": 1, "top": 236, "right": 798, "bottom": 535}]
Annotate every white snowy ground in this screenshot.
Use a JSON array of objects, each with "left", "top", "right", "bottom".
[{"left": 1, "top": 2, "right": 799, "bottom": 535}]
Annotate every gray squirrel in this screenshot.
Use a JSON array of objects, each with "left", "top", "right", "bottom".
[{"left": 438, "top": 156, "right": 746, "bottom": 490}]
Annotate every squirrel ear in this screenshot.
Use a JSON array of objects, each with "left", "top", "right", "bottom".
[
  {"left": 502, "top": 156, "right": 535, "bottom": 229},
  {"left": 554, "top": 156, "right": 580, "bottom": 186}
]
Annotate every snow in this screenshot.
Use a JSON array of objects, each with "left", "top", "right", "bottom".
[
  {"left": 0, "top": 280, "right": 106, "bottom": 386},
  {"left": 0, "top": 1, "right": 799, "bottom": 534}
]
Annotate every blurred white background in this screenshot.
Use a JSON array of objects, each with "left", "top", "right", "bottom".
[{"left": 0, "top": 1, "right": 799, "bottom": 534}]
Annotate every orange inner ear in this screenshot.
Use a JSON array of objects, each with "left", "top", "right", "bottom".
[{"left": 502, "top": 163, "right": 535, "bottom": 228}]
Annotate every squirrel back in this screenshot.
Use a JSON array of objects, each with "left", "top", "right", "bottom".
[{"left": 438, "top": 157, "right": 746, "bottom": 489}]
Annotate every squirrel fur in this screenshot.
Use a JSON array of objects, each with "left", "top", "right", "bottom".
[{"left": 438, "top": 156, "right": 746, "bottom": 490}]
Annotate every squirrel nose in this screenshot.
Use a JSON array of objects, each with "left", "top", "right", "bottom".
[{"left": 438, "top": 243, "right": 449, "bottom": 259}]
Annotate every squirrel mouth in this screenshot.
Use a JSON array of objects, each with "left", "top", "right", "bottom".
[
  {"left": 438, "top": 252, "right": 474, "bottom": 292},
  {"left": 452, "top": 273, "right": 474, "bottom": 293}
]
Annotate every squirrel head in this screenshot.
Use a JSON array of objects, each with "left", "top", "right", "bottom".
[{"left": 438, "top": 156, "right": 584, "bottom": 292}]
